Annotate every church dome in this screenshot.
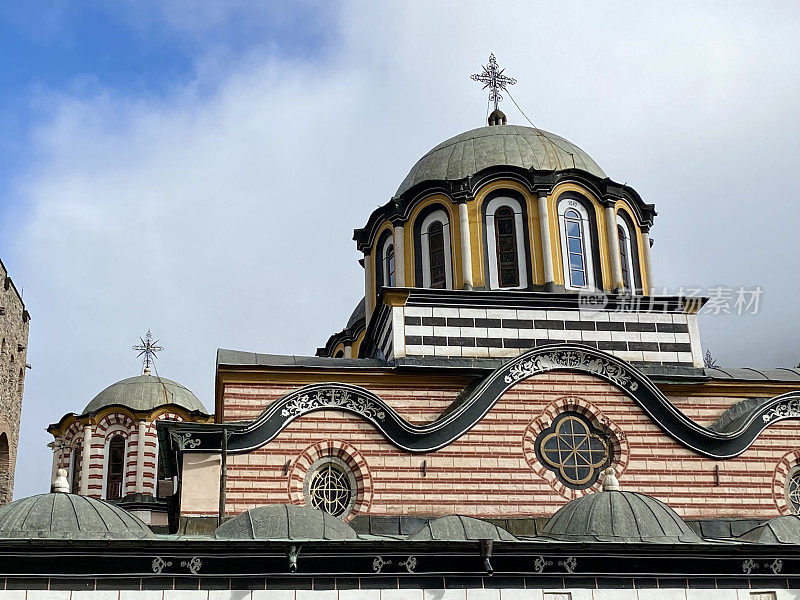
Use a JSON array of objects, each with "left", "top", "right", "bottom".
[
  {"left": 395, "top": 124, "right": 606, "bottom": 197},
  {"left": 407, "top": 515, "right": 517, "bottom": 541},
  {"left": 0, "top": 492, "right": 153, "bottom": 539},
  {"left": 541, "top": 489, "right": 701, "bottom": 544},
  {"left": 214, "top": 504, "right": 358, "bottom": 540},
  {"left": 82, "top": 374, "right": 208, "bottom": 415}
]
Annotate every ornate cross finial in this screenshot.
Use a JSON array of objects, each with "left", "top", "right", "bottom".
[
  {"left": 470, "top": 53, "right": 517, "bottom": 112},
  {"left": 133, "top": 329, "right": 163, "bottom": 374}
]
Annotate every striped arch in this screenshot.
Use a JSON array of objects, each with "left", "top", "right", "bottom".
[{"left": 287, "top": 440, "right": 372, "bottom": 520}]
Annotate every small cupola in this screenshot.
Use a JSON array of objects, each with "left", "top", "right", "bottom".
[
  {"left": 540, "top": 469, "right": 702, "bottom": 544},
  {"left": 487, "top": 109, "right": 507, "bottom": 126}
]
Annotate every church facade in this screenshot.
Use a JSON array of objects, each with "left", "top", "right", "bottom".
[{"left": 4, "top": 60, "right": 800, "bottom": 599}]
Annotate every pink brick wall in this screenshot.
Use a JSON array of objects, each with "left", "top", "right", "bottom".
[{"left": 221, "top": 372, "right": 800, "bottom": 521}]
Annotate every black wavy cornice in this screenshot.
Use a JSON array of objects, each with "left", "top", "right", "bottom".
[
  {"left": 352, "top": 168, "right": 656, "bottom": 253},
  {"left": 160, "top": 344, "right": 800, "bottom": 461}
]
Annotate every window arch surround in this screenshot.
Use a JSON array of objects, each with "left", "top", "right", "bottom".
[
  {"left": 482, "top": 193, "right": 530, "bottom": 290},
  {"left": 556, "top": 193, "right": 603, "bottom": 291},
  {"left": 615, "top": 209, "right": 643, "bottom": 294},
  {"left": 413, "top": 205, "right": 454, "bottom": 289}
]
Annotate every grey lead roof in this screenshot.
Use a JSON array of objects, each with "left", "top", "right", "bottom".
[
  {"left": 407, "top": 515, "right": 517, "bottom": 541},
  {"left": 82, "top": 374, "right": 209, "bottom": 415},
  {"left": 214, "top": 504, "right": 357, "bottom": 541},
  {"left": 395, "top": 124, "right": 607, "bottom": 196},
  {"left": 0, "top": 493, "right": 153, "bottom": 540},
  {"left": 540, "top": 490, "right": 703, "bottom": 544},
  {"left": 704, "top": 367, "right": 800, "bottom": 381}
]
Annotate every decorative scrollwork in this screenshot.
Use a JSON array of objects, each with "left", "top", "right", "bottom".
[
  {"left": 532, "top": 556, "right": 553, "bottom": 574},
  {"left": 504, "top": 350, "right": 638, "bottom": 392},
  {"left": 398, "top": 556, "right": 417, "bottom": 573},
  {"left": 558, "top": 556, "right": 577, "bottom": 574},
  {"left": 742, "top": 558, "right": 783, "bottom": 575},
  {"left": 762, "top": 397, "right": 800, "bottom": 424},
  {"left": 170, "top": 431, "right": 201, "bottom": 450},
  {"left": 281, "top": 388, "right": 386, "bottom": 421},
  {"left": 180, "top": 557, "right": 202, "bottom": 575},
  {"left": 151, "top": 557, "right": 172, "bottom": 574},
  {"left": 372, "top": 556, "right": 392, "bottom": 573}
]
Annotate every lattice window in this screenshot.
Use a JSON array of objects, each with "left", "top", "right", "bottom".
[
  {"left": 307, "top": 462, "right": 353, "bottom": 517},
  {"left": 535, "top": 412, "right": 612, "bottom": 489},
  {"left": 786, "top": 467, "right": 800, "bottom": 515}
]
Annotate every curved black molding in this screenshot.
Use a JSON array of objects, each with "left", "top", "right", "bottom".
[{"left": 177, "top": 344, "right": 800, "bottom": 459}]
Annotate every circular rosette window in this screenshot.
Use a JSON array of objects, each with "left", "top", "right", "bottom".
[
  {"left": 534, "top": 412, "right": 613, "bottom": 489},
  {"left": 303, "top": 456, "right": 358, "bottom": 518}
]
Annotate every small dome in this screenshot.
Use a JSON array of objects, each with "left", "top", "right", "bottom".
[
  {"left": 0, "top": 493, "right": 153, "bottom": 539},
  {"left": 738, "top": 515, "right": 800, "bottom": 544},
  {"left": 541, "top": 490, "right": 701, "bottom": 544},
  {"left": 82, "top": 374, "right": 208, "bottom": 415},
  {"left": 408, "top": 515, "right": 516, "bottom": 541},
  {"left": 396, "top": 125, "right": 606, "bottom": 197},
  {"left": 214, "top": 504, "right": 358, "bottom": 540},
  {"left": 346, "top": 298, "right": 366, "bottom": 330}
]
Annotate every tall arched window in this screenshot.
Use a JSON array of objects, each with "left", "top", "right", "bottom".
[
  {"left": 0, "top": 432, "right": 9, "bottom": 504},
  {"left": 565, "top": 209, "right": 587, "bottom": 287},
  {"left": 106, "top": 435, "right": 126, "bottom": 501},
  {"left": 383, "top": 243, "right": 395, "bottom": 287},
  {"left": 494, "top": 206, "right": 519, "bottom": 288},
  {"left": 428, "top": 222, "right": 446, "bottom": 289},
  {"left": 418, "top": 209, "right": 453, "bottom": 289},
  {"left": 616, "top": 214, "right": 637, "bottom": 294},
  {"left": 558, "top": 199, "right": 596, "bottom": 290},
  {"left": 484, "top": 196, "right": 527, "bottom": 289},
  {"left": 617, "top": 225, "right": 631, "bottom": 291},
  {"left": 70, "top": 442, "right": 82, "bottom": 494}
]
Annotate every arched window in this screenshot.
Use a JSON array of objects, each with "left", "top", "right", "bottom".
[
  {"left": 495, "top": 206, "right": 519, "bottom": 287},
  {"left": 334, "top": 349, "right": 344, "bottom": 358},
  {"left": 418, "top": 209, "right": 453, "bottom": 289},
  {"left": 565, "top": 209, "right": 587, "bottom": 287},
  {"left": 618, "top": 225, "right": 631, "bottom": 291},
  {"left": 558, "top": 200, "right": 596, "bottom": 290},
  {"left": 0, "top": 432, "right": 9, "bottom": 504},
  {"left": 485, "top": 196, "right": 527, "bottom": 289},
  {"left": 616, "top": 214, "right": 637, "bottom": 294},
  {"left": 70, "top": 442, "right": 82, "bottom": 494},
  {"left": 383, "top": 242, "right": 395, "bottom": 288},
  {"left": 428, "top": 222, "right": 446, "bottom": 288},
  {"left": 106, "top": 435, "right": 126, "bottom": 501}
]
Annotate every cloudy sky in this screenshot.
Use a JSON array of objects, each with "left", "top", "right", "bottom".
[{"left": 2, "top": 1, "right": 799, "bottom": 498}]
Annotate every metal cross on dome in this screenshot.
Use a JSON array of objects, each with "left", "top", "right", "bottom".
[
  {"left": 133, "top": 330, "right": 163, "bottom": 373},
  {"left": 470, "top": 53, "right": 517, "bottom": 112}
]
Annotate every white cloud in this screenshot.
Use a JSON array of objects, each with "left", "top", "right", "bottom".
[{"left": 8, "top": 0, "right": 800, "bottom": 497}]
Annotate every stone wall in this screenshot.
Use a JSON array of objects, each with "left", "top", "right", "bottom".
[
  {"left": 0, "top": 260, "right": 29, "bottom": 504},
  {"left": 219, "top": 372, "right": 800, "bottom": 521}
]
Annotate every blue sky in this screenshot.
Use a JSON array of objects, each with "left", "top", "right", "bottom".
[
  {"left": 1, "top": 2, "right": 799, "bottom": 498},
  {"left": 0, "top": 1, "right": 336, "bottom": 222}
]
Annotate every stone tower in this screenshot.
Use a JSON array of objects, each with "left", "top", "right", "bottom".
[{"left": 0, "top": 259, "right": 30, "bottom": 504}]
